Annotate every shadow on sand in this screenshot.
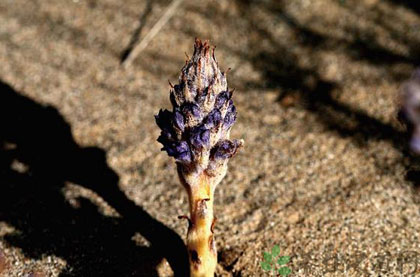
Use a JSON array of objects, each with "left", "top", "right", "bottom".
[
  {"left": 224, "top": 0, "right": 420, "bottom": 194},
  {"left": 0, "top": 81, "right": 189, "bottom": 276}
]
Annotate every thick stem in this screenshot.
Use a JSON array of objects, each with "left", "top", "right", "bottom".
[{"left": 185, "top": 174, "right": 217, "bottom": 277}]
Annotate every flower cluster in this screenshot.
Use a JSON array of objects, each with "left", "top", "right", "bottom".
[{"left": 155, "top": 39, "right": 242, "bottom": 180}]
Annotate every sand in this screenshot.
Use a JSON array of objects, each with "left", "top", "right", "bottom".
[{"left": 0, "top": 0, "right": 420, "bottom": 276}]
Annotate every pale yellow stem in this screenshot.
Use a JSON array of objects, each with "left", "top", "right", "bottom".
[{"left": 184, "top": 174, "right": 217, "bottom": 277}]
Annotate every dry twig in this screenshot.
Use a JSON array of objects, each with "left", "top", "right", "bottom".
[{"left": 122, "top": 0, "right": 184, "bottom": 68}]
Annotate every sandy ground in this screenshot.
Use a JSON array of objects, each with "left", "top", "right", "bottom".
[{"left": 1, "top": 0, "right": 420, "bottom": 276}]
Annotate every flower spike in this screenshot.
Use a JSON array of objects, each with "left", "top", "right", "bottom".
[{"left": 155, "top": 39, "right": 243, "bottom": 277}]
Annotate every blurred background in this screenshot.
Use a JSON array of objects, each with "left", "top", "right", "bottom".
[{"left": 0, "top": 0, "right": 420, "bottom": 276}]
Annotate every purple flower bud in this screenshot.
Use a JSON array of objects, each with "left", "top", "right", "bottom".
[
  {"left": 171, "top": 83, "right": 185, "bottom": 106},
  {"left": 155, "top": 109, "right": 177, "bottom": 141},
  {"left": 196, "top": 86, "right": 209, "bottom": 105},
  {"left": 213, "top": 140, "right": 241, "bottom": 160},
  {"left": 190, "top": 126, "right": 210, "bottom": 149},
  {"left": 182, "top": 102, "right": 202, "bottom": 119},
  {"left": 223, "top": 101, "right": 237, "bottom": 130},
  {"left": 173, "top": 141, "right": 192, "bottom": 163},
  {"left": 157, "top": 129, "right": 173, "bottom": 143},
  {"left": 173, "top": 109, "right": 185, "bottom": 131},
  {"left": 174, "top": 83, "right": 183, "bottom": 92},
  {"left": 163, "top": 141, "right": 192, "bottom": 163},
  {"left": 204, "top": 109, "right": 222, "bottom": 129},
  {"left": 170, "top": 91, "right": 178, "bottom": 108},
  {"left": 155, "top": 109, "right": 173, "bottom": 131},
  {"left": 215, "top": 91, "right": 232, "bottom": 109},
  {"left": 176, "top": 151, "right": 192, "bottom": 163}
]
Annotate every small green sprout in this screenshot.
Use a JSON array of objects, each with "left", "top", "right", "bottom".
[{"left": 261, "top": 245, "right": 291, "bottom": 276}]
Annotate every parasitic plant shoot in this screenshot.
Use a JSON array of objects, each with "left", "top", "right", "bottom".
[{"left": 155, "top": 39, "right": 243, "bottom": 277}]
